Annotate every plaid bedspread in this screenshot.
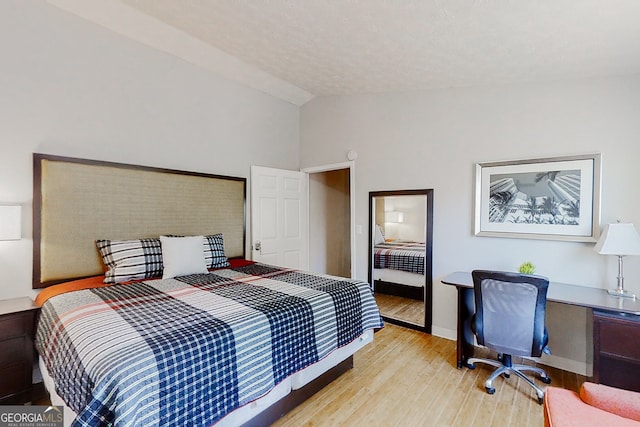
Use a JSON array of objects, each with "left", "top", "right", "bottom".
[
  {"left": 374, "top": 241, "right": 425, "bottom": 275},
  {"left": 35, "top": 263, "right": 383, "bottom": 427}
]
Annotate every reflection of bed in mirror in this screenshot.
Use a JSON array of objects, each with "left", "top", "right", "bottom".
[
  {"left": 373, "top": 238, "right": 425, "bottom": 301},
  {"left": 369, "top": 190, "right": 433, "bottom": 332}
]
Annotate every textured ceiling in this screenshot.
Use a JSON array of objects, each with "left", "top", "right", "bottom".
[{"left": 50, "top": 0, "right": 640, "bottom": 105}]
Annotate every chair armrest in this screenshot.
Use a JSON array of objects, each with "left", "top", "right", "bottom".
[
  {"left": 580, "top": 383, "right": 640, "bottom": 422},
  {"left": 544, "top": 387, "right": 640, "bottom": 427}
]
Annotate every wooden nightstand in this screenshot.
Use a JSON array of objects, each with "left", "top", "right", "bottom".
[{"left": 0, "top": 297, "right": 39, "bottom": 404}]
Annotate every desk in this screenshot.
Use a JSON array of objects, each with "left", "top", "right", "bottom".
[{"left": 442, "top": 272, "right": 640, "bottom": 369}]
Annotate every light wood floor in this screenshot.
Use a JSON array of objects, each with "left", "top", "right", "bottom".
[
  {"left": 375, "top": 293, "right": 425, "bottom": 326},
  {"left": 34, "top": 324, "right": 586, "bottom": 426},
  {"left": 273, "top": 324, "right": 586, "bottom": 427}
]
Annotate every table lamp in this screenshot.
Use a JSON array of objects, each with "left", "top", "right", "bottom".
[
  {"left": 594, "top": 222, "right": 640, "bottom": 298},
  {"left": 0, "top": 205, "right": 21, "bottom": 240}
]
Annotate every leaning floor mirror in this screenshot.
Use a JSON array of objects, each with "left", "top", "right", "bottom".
[{"left": 368, "top": 189, "right": 433, "bottom": 332}]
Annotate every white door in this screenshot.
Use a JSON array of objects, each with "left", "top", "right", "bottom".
[{"left": 251, "top": 166, "right": 308, "bottom": 269}]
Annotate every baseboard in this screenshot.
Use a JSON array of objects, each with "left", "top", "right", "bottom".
[
  {"left": 430, "top": 326, "right": 591, "bottom": 376},
  {"left": 431, "top": 326, "right": 456, "bottom": 341}
]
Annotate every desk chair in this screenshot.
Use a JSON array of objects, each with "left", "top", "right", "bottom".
[{"left": 467, "top": 270, "right": 551, "bottom": 404}]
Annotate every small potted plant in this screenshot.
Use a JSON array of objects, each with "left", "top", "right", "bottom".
[{"left": 518, "top": 261, "right": 536, "bottom": 275}]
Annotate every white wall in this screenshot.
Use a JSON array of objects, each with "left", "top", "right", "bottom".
[
  {"left": 382, "top": 195, "right": 426, "bottom": 242},
  {"left": 0, "top": 1, "right": 299, "bottom": 300},
  {"left": 300, "top": 76, "right": 640, "bottom": 373}
]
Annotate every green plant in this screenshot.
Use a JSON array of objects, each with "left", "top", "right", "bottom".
[{"left": 518, "top": 261, "right": 536, "bottom": 275}]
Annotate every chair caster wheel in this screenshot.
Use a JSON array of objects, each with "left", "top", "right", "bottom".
[
  {"left": 541, "top": 376, "right": 551, "bottom": 384},
  {"left": 485, "top": 387, "right": 495, "bottom": 395},
  {"left": 537, "top": 396, "right": 544, "bottom": 404},
  {"left": 467, "top": 363, "right": 475, "bottom": 370},
  {"left": 502, "top": 373, "right": 510, "bottom": 378}
]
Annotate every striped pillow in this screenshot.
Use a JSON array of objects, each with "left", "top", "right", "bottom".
[
  {"left": 204, "top": 233, "right": 230, "bottom": 269},
  {"left": 96, "top": 238, "right": 163, "bottom": 284}
]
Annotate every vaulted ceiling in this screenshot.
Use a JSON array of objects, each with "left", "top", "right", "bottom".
[{"left": 49, "top": 0, "right": 640, "bottom": 105}]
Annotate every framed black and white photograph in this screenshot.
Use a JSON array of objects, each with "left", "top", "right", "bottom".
[{"left": 474, "top": 154, "right": 601, "bottom": 242}]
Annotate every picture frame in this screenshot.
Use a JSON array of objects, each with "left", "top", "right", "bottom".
[{"left": 474, "top": 153, "right": 601, "bottom": 242}]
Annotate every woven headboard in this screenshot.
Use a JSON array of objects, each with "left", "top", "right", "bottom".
[{"left": 33, "top": 154, "right": 246, "bottom": 289}]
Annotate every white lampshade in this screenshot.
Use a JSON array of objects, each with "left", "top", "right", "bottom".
[
  {"left": 0, "top": 205, "right": 21, "bottom": 240},
  {"left": 594, "top": 223, "right": 640, "bottom": 256}
]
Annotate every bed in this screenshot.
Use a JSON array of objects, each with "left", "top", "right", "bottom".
[
  {"left": 32, "top": 154, "right": 383, "bottom": 427},
  {"left": 373, "top": 240, "right": 426, "bottom": 300}
]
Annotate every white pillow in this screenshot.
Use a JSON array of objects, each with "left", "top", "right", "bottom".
[{"left": 160, "top": 235, "right": 208, "bottom": 279}]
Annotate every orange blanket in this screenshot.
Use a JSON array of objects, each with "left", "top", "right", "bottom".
[{"left": 35, "top": 258, "right": 256, "bottom": 307}]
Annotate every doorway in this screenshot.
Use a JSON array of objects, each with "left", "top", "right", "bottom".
[
  {"left": 308, "top": 169, "right": 351, "bottom": 277},
  {"left": 304, "top": 162, "right": 355, "bottom": 278}
]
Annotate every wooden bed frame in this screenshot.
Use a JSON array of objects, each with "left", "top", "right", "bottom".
[
  {"left": 32, "top": 153, "right": 247, "bottom": 289},
  {"left": 242, "top": 357, "right": 353, "bottom": 427},
  {"left": 374, "top": 279, "right": 424, "bottom": 301},
  {"left": 32, "top": 153, "right": 353, "bottom": 425}
]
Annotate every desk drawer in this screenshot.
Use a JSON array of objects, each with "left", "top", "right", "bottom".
[
  {"left": 597, "top": 315, "right": 640, "bottom": 360},
  {"left": 599, "top": 357, "right": 640, "bottom": 392},
  {"left": 593, "top": 311, "right": 640, "bottom": 392}
]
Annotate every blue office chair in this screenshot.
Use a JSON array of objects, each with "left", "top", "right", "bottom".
[{"left": 467, "top": 270, "right": 551, "bottom": 404}]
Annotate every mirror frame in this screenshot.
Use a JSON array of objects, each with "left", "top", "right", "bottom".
[{"left": 368, "top": 189, "right": 434, "bottom": 333}]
